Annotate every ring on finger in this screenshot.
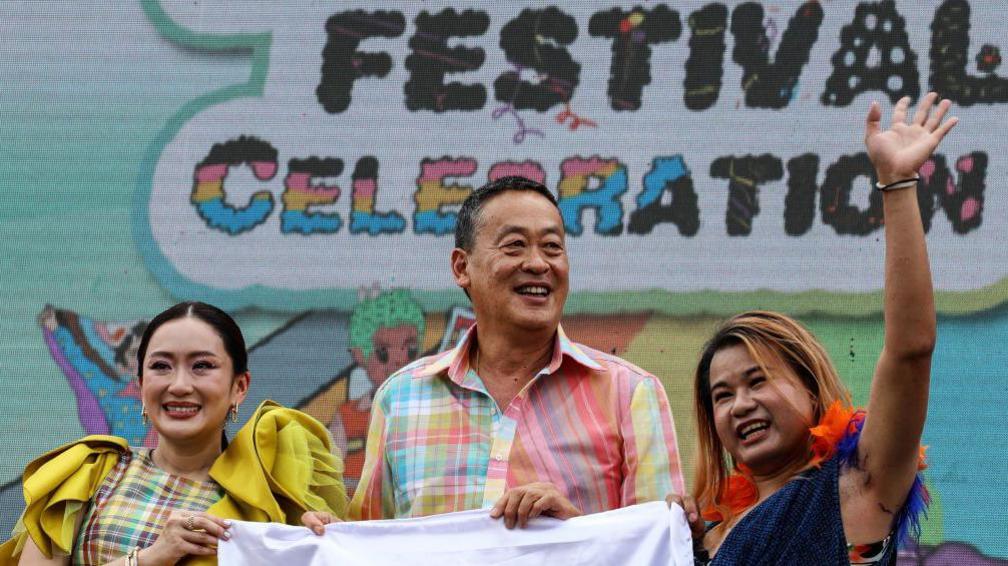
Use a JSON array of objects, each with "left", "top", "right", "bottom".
[{"left": 184, "top": 514, "right": 196, "bottom": 531}]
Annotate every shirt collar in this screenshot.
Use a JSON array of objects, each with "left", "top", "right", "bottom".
[{"left": 416, "top": 323, "right": 602, "bottom": 384}]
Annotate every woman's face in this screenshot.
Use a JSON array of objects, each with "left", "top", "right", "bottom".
[
  {"left": 140, "top": 317, "right": 248, "bottom": 449},
  {"left": 708, "top": 343, "right": 815, "bottom": 476}
]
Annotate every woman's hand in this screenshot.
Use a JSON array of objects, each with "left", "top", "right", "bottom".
[
  {"left": 844, "top": 93, "right": 953, "bottom": 546},
  {"left": 302, "top": 510, "right": 341, "bottom": 536},
  {"left": 864, "top": 92, "right": 958, "bottom": 184},
  {"left": 666, "top": 493, "right": 705, "bottom": 542},
  {"left": 138, "top": 511, "right": 231, "bottom": 566}
]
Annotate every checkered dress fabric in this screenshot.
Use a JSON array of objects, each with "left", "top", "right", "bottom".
[{"left": 72, "top": 448, "right": 223, "bottom": 565}]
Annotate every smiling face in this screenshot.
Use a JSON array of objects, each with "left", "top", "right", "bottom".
[
  {"left": 452, "top": 190, "right": 569, "bottom": 336},
  {"left": 708, "top": 343, "right": 815, "bottom": 476},
  {"left": 139, "top": 317, "right": 249, "bottom": 449}
]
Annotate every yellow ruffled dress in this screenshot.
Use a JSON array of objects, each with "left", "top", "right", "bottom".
[{"left": 0, "top": 401, "right": 347, "bottom": 565}]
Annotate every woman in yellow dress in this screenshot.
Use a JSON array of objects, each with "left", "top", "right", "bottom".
[{"left": 2, "top": 301, "right": 347, "bottom": 565}]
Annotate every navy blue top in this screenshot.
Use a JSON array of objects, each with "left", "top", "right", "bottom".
[{"left": 709, "top": 456, "right": 894, "bottom": 565}]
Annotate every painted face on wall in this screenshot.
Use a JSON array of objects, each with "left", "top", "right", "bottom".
[
  {"left": 139, "top": 317, "right": 248, "bottom": 449},
  {"left": 117, "top": 333, "right": 142, "bottom": 377},
  {"left": 351, "top": 324, "right": 419, "bottom": 387},
  {"left": 454, "top": 191, "right": 569, "bottom": 336},
  {"left": 708, "top": 343, "right": 815, "bottom": 476}
]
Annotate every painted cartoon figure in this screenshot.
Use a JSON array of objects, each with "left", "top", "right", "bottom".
[
  {"left": 330, "top": 290, "right": 425, "bottom": 491},
  {"left": 38, "top": 305, "right": 152, "bottom": 446}
]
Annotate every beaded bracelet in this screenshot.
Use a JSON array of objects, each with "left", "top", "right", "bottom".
[{"left": 875, "top": 177, "right": 919, "bottom": 191}]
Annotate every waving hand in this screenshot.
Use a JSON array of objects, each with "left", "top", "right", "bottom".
[{"left": 865, "top": 93, "right": 958, "bottom": 185}]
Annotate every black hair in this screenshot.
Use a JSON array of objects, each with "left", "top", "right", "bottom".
[
  {"left": 454, "top": 176, "right": 560, "bottom": 251},
  {"left": 135, "top": 301, "right": 248, "bottom": 378}
]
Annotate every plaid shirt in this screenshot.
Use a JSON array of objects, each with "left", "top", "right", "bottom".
[
  {"left": 350, "top": 325, "right": 684, "bottom": 520},
  {"left": 73, "top": 449, "right": 222, "bottom": 565}
]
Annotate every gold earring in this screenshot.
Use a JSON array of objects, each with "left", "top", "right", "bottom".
[
  {"left": 229, "top": 404, "right": 238, "bottom": 423},
  {"left": 141, "top": 405, "right": 148, "bottom": 425}
]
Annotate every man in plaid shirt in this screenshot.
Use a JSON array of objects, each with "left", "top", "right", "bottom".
[{"left": 350, "top": 176, "right": 684, "bottom": 527}]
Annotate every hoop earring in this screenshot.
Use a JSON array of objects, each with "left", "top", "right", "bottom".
[
  {"left": 229, "top": 404, "right": 238, "bottom": 423},
  {"left": 141, "top": 405, "right": 149, "bottom": 425}
]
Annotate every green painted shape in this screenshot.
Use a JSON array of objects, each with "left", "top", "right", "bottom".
[
  {"left": 918, "top": 476, "right": 945, "bottom": 545},
  {"left": 801, "top": 317, "right": 883, "bottom": 406}
]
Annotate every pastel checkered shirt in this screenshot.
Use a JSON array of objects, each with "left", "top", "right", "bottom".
[{"left": 349, "top": 325, "right": 684, "bottom": 520}]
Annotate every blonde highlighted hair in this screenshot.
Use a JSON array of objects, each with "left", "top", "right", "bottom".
[{"left": 692, "top": 311, "right": 852, "bottom": 525}]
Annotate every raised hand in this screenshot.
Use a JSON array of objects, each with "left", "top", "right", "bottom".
[{"left": 864, "top": 92, "right": 958, "bottom": 185}]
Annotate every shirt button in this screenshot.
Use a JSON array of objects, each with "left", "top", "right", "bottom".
[{"left": 495, "top": 454, "right": 503, "bottom": 461}]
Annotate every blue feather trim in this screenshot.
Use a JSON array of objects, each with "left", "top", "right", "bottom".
[{"left": 836, "top": 410, "right": 930, "bottom": 547}]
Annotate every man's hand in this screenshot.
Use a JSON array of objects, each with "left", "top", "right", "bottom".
[
  {"left": 490, "top": 482, "right": 581, "bottom": 529},
  {"left": 301, "top": 510, "right": 341, "bottom": 536},
  {"left": 665, "top": 493, "right": 705, "bottom": 542}
]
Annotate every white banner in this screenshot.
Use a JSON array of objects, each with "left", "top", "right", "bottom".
[{"left": 218, "top": 502, "right": 693, "bottom": 565}]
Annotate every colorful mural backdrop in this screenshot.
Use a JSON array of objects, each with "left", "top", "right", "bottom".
[{"left": 2, "top": 1, "right": 1007, "bottom": 563}]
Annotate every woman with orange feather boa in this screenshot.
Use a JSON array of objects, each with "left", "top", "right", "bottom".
[{"left": 670, "top": 93, "right": 957, "bottom": 565}]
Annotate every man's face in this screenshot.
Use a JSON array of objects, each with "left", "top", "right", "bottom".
[{"left": 452, "top": 191, "right": 569, "bottom": 335}]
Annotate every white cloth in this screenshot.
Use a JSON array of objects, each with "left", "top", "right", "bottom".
[{"left": 219, "top": 501, "right": 694, "bottom": 565}]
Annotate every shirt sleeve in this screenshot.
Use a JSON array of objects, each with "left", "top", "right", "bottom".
[
  {"left": 348, "top": 396, "right": 397, "bottom": 520},
  {"left": 620, "top": 376, "right": 685, "bottom": 505}
]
